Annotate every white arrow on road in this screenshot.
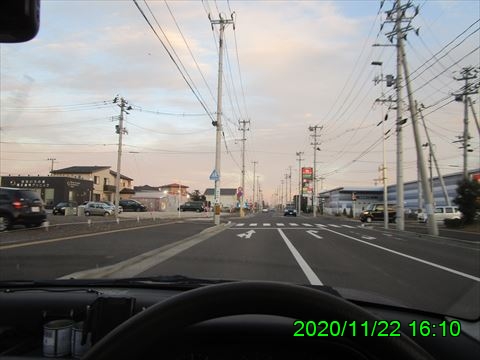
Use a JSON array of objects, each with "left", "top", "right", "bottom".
[
  {"left": 237, "top": 230, "right": 256, "bottom": 239},
  {"left": 306, "top": 230, "right": 323, "bottom": 239}
]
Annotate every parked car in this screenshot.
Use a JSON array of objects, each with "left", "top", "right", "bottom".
[
  {"left": 83, "top": 202, "right": 114, "bottom": 216},
  {"left": 102, "top": 201, "right": 123, "bottom": 213},
  {"left": 359, "top": 203, "right": 396, "bottom": 223},
  {"left": 179, "top": 201, "right": 205, "bottom": 212},
  {"left": 119, "top": 199, "right": 147, "bottom": 212},
  {"left": 417, "top": 206, "right": 462, "bottom": 223},
  {"left": 0, "top": 187, "right": 47, "bottom": 231},
  {"left": 52, "top": 201, "right": 78, "bottom": 215},
  {"left": 284, "top": 206, "right": 297, "bottom": 216}
]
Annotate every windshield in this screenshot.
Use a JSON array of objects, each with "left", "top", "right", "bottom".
[{"left": 0, "top": 0, "right": 479, "bottom": 321}]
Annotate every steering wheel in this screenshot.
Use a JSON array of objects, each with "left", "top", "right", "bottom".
[{"left": 83, "top": 281, "right": 434, "bottom": 360}]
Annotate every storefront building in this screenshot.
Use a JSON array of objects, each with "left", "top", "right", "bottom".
[{"left": 0, "top": 176, "right": 93, "bottom": 208}]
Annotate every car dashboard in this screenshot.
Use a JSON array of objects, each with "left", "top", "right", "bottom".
[{"left": 0, "top": 282, "right": 479, "bottom": 360}]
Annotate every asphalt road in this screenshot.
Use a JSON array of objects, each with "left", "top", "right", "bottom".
[{"left": 0, "top": 212, "right": 478, "bottom": 320}]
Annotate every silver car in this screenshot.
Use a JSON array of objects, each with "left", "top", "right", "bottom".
[
  {"left": 84, "top": 202, "right": 114, "bottom": 216},
  {"left": 102, "top": 201, "right": 123, "bottom": 214}
]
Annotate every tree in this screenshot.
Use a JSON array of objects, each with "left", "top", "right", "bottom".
[
  {"left": 454, "top": 179, "right": 480, "bottom": 224},
  {"left": 190, "top": 190, "right": 206, "bottom": 202}
]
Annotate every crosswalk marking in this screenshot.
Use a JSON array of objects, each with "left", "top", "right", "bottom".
[{"left": 234, "top": 222, "right": 363, "bottom": 228}]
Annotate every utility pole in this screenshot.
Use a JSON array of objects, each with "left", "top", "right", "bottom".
[
  {"left": 252, "top": 160, "right": 257, "bottom": 211},
  {"left": 280, "top": 179, "right": 284, "bottom": 209},
  {"left": 257, "top": 175, "right": 260, "bottom": 208},
  {"left": 453, "top": 66, "right": 478, "bottom": 180},
  {"left": 381, "top": 0, "right": 409, "bottom": 230},
  {"left": 113, "top": 96, "right": 130, "bottom": 217},
  {"left": 47, "top": 158, "right": 56, "bottom": 173},
  {"left": 395, "top": 2, "right": 438, "bottom": 236},
  {"left": 296, "top": 152, "right": 304, "bottom": 214},
  {"left": 309, "top": 125, "right": 322, "bottom": 217},
  {"left": 209, "top": 13, "right": 234, "bottom": 225},
  {"left": 284, "top": 173, "right": 289, "bottom": 205},
  {"left": 372, "top": 60, "right": 395, "bottom": 229},
  {"left": 288, "top": 166, "right": 292, "bottom": 205},
  {"left": 418, "top": 103, "right": 451, "bottom": 206},
  {"left": 238, "top": 119, "right": 250, "bottom": 217}
]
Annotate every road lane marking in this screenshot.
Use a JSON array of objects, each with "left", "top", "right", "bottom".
[
  {"left": 306, "top": 230, "right": 323, "bottom": 239},
  {"left": 361, "top": 235, "right": 376, "bottom": 240},
  {"left": 236, "top": 223, "right": 245, "bottom": 227},
  {"left": 321, "top": 227, "right": 480, "bottom": 282},
  {"left": 315, "top": 224, "right": 327, "bottom": 227},
  {"left": 328, "top": 224, "right": 341, "bottom": 228},
  {"left": 0, "top": 222, "right": 179, "bottom": 251},
  {"left": 263, "top": 223, "right": 271, "bottom": 227},
  {"left": 250, "top": 223, "right": 257, "bottom": 227},
  {"left": 237, "top": 230, "right": 256, "bottom": 239},
  {"left": 276, "top": 223, "right": 285, "bottom": 227},
  {"left": 59, "top": 223, "right": 231, "bottom": 279},
  {"left": 302, "top": 223, "right": 313, "bottom": 227},
  {"left": 289, "top": 223, "right": 299, "bottom": 226},
  {"left": 342, "top": 225, "right": 355, "bottom": 228},
  {"left": 277, "top": 229, "right": 322, "bottom": 285}
]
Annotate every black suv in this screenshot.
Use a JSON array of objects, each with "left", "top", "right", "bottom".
[
  {"left": 119, "top": 199, "right": 147, "bottom": 212},
  {"left": 0, "top": 187, "right": 47, "bottom": 231},
  {"left": 179, "top": 201, "right": 205, "bottom": 212},
  {"left": 359, "top": 203, "right": 396, "bottom": 223}
]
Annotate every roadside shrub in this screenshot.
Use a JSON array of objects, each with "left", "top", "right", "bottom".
[{"left": 444, "top": 218, "right": 463, "bottom": 228}]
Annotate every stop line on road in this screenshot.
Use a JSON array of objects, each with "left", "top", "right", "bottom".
[{"left": 232, "top": 223, "right": 360, "bottom": 229}]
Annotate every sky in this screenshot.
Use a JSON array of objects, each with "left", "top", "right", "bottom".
[{"left": 1, "top": 0, "right": 479, "bottom": 205}]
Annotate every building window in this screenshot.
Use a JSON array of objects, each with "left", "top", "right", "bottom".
[{"left": 94, "top": 176, "right": 100, "bottom": 185}]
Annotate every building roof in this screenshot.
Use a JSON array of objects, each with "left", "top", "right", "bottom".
[
  {"left": 134, "top": 185, "right": 160, "bottom": 192},
  {"left": 50, "top": 166, "right": 133, "bottom": 181},
  {"left": 160, "top": 183, "right": 189, "bottom": 189},
  {"left": 120, "top": 188, "right": 135, "bottom": 194},
  {"left": 51, "top": 166, "right": 110, "bottom": 174},
  {"left": 204, "top": 188, "right": 237, "bottom": 196},
  {"left": 109, "top": 170, "right": 133, "bottom": 181}
]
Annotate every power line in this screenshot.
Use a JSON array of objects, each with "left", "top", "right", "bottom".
[
  {"left": 132, "top": 0, "right": 216, "bottom": 124},
  {"left": 163, "top": 0, "right": 217, "bottom": 104}
]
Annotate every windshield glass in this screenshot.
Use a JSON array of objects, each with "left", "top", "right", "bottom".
[{"left": 0, "top": 0, "right": 479, "bottom": 321}]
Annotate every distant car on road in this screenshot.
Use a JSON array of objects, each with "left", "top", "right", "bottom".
[
  {"left": 417, "top": 206, "right": 461, "bottom": 223},
  {"left": 52, "top": 201, "right": 78, "bottom": 215},
  {"left": 0, "top": 187, "right": 47, "bottom": 231},
  {"left": 262, "top": 208, "right": 269, "bottom": 213},
  {"left": 119, "top": 199, "right": 147, "bottom": 212},
  {"left": 83, "top": 202, "right": 114, "bottom": 216},
  {"left": 284, "top": 206, "right": 297, "bottom": 217},
  {"left": 179, "top": 201, "right": 205, "bottom": 212},
  {"left": 360, "top": 203, "right": 396, "bottom": 223}
]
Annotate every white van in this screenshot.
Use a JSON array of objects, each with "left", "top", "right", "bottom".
[{"left": 417, "top": 206, "right": 461, "bottom": 223}]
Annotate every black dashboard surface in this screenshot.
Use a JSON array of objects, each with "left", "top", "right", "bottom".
[{"left": 0, "top": 284, "right": 479, "bottom": 360}]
